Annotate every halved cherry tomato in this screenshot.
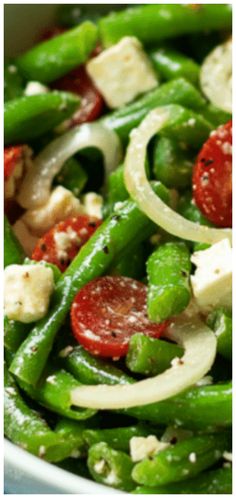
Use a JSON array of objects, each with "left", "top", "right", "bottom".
[
  {"left": 4, "top": 145, "right": 26, "bottom": 181},
  {"left": 71, "top": 276, "right": 169, "bottom": 358},
  {"left": 40, "top": 26, "right": 104, "bottom": 126},
  {"left": 53, "top": 65, "right": 104, "bottom": 126},
  {"left": 32, "top": 215, "right": 101, "bottom": 272},
  {"left": 192, "top": 120, "right": 232, "bottom": 227}
]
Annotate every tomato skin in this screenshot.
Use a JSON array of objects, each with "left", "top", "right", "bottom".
[
  {"left": 71, "top": 276, "right": 169, "bottom": 358},
  {"left": 4, "top": 145, "right": 25, "bottom": 180},
  {"left": 192, "top": 121, "right": 232, "bottom": 227},
  {"left": 40, "top": 26, "right": 104, "bottom": 126},
  {"left": 53, "top": 65, "right": 104, "bottom": 126},
  {"left": 32, "top": 215, "right": 101, "bottom": 272}
]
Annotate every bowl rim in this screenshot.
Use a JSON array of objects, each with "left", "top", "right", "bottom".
[{"left": 5, "top": 439, "right": 122, "bottom": 494}]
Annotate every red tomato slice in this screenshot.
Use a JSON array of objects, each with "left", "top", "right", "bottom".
[
  {"left": 32, "top": 215, "right": 101, "bottom": 272},
  {"left": 192, "top": 121, "right": 232, "bottom": 227},
  {"left": 71, "top": 276, "right": 169, "bottom": 358},
  {"left": 53, "top": 65, "right": 104, "bottom": 126},
  {"left": 4, "top": 145, "right": 26, "bottom": 180},
  {"left": 40, "top": 26, "right": 104, "bottom": 126}
]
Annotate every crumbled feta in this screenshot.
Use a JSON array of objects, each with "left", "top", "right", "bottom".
[
  {"left": 189, "top": 452, "right": 197, "bottom": 463},
  {"left": 190, "top": 239, "right": 232, "bottom": 313},
  {"left": 13, "top": 219, "right": 39, "bottom": 256},
  {"left": 161, "top": 426, "right": 193, "bottom": 444},
  {"left": 87, "top": 36, "right": 158, "bottom": 108},
  {"left": 58, "top": 345, "right": 74, "bottom": 358},
  {"left": 24, "top": 81, "right": 49, "bottom": 96},
  {"left": 196, "top": 375, "right": 213, "bottom": 387},
  {"left": 94, "top": 459, "right": 106, "bottom": 474},
  {"left": 4, "top": 264, "right": 54, "bottom": 323},
  {"left": 22, "top": 186, "right": 84, "bottom": 236},
  {"left": 38, "top": 445, "right": 46, "bottom": 458},
  {"left": 223, "top": 451, "right": 232, "bottom": 462},
  {"left": 104, "top": 469, "right": 119, "bottom": 485},
  {"left": 83, "top": 192, "right": 103, "bottom": 219},
  {"left": 130, "top": 435, "right": 169, "bottom": 462},
  {"left": 54, "top": 227, "right": 81, "bottom": 260}
]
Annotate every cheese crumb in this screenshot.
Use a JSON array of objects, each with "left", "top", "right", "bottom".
[
  {"left": 83, "top": 192, "right": 103, "bottom": 219},
  {"left": 190, "top": 239, "right": 232, "bottom": 313},
  {"left": 130, "top": 435, "right": 169, "bottom": 462},
  {"left": 4, "top": 264, "right": 54, "bottom": 323},
  {"left": 189, "top": 452, "right": 197, "bottom": 463},
  {"left": 94, "top": 459, "right": 106, "bottom": 474},
  {"left": 87, "top": 36, "right": 158, "bottom": 108},
  {"left": 22, "top": 186, "right": 84, "bottom": 236},
  {"left": 223, "top": 451, "right": 232, "bottom": 462},
  {"left": 24, "top": 81, "right": 49, "bottom": 96}
]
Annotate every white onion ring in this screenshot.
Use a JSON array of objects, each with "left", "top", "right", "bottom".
[
  {"left": 124, "top": 107, "right": 232, "bottom": 245},
  {"left": 17, "top": 122, "right": 122, "bottom": 209},
  {"left": 70, "top": 313, "right": 216, "bottom": 410}
]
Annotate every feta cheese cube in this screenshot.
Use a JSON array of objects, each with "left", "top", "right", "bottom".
[
  {"left": 87, "top": 36, "right": 158, "bottom": 108},
  {"left": 4, "top": 264, "right": 54, "bottom": 323},
  {"left": 130, "top": 435, "right": 169, "bottom": 462},
  {"left": 83, "top": 192, "right": 103, "bottom": 219},
  {"left": 24, "top": 81, "right": 49, "bottom": 96},
  {"left": 22, "top": 186, "right": 84, "bottom": 236},
  {"left": 190, "top": 239, "right": 232, "bottom": 313}
]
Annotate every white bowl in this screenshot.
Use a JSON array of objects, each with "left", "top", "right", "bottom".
[{"left": 4, "top": 4, "right": 121, "bottom": 494}]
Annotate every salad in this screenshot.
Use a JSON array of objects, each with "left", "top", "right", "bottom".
[{"left": 4, "top": 4, "right": 232, "bottom": 494}]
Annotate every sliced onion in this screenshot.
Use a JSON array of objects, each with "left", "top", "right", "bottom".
[
  {"left": 70, "top": 313, "right": 217, "bottom": 410},
  {"left": 17, "top": 122, "right": 122, "bottom": 209},
  {"left": 124, "top": 108, "right": 232, "bottom": 245},
  {"left": 200, "top": 39, "right": 232, "bottom": 113}
]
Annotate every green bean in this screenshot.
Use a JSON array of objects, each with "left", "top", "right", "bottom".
[
  {"left": 4, "top": 215, "right": 25, "bottom": 267},
  {"left": 88, "top": 442, "right": 135, "bottom": 491},
  {"left": 109, "top": 242, "right": 145, "bottom": 279},
  {"left": 127, "top": 383, "right": 232, "bottom": 431},
  {"left": 84, "top": 424, "right": 156, "bottom": 453},
  {"left": 207, "top": 308, "right": 232, "bottom": 360},
  {"left": 10, "top": 184, "right": 170, "bottom": 386},
  {"left": 178, "top": 192, "right": 212, "bottom": 250},
  {"left": 58, "top": 344, "right": 231, "bottom": 430},
  {"left": 17, "top": 22, "right": 98, "bottom": 83},
  {"left": 4, "top": 59, "right": 24, "bottom": 102},
  {"left": 4, "top": 316, "right": 31, "bottom": 353},
  {"left": 104, "top": 78, "right": 206, "bottom": 144},
  {"left": 4, "top": 91, "right": 80, "bottom": 145},
  {"left": 107, "top": 165, "right": 128, "bottom": 205},
  {"left": 57, "top": 4, "right": 107, "bottom": 27},
  {"left": 159, "top": 105, "right": 212, "bottom": 149},
  {"left": 99, "top": 5, "right": 232, "bottom": 47},
  {"left": 18, "top": 367, "right": 96, "bottom": 421},
  {"left": 152, "top": 136, "right": 194, "bottom": 189},
  {"left": 178, "top": 192, "right": 213, "bottom": 227},
  {"left": 147, "top": 242, "right": 191, "bottom": 322},
  {"left": 132, "top": 432, "right": 231, "bottom": 486},
  {"left": 54, "top": 156, "right": 88, "bottom": 197},
  {"left": 133, "top": 468, "right": 232, "bottom": 494},
  {"left": 4, "top": 364, "right": 71, "bottom": 462},
  {"left": 150, "top": 47, "right": 200, "bottom": 86},
  {"left": 126, "top": 334, "right": 184, "bottom": 376},
  {"left": 60, "top": 343, "right": 133, "bottom": 386},
  {"left": 201, "top": 103, "right": 231, "bottom": 128},
  {"left": 55, "top": 418, "right": 88, "bottom": 458}
]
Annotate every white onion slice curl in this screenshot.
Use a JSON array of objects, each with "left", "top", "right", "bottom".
[
  {"left": 124, "top": 108, "right": 232, "bottom": 245},
  {"left": 70, "top": 314, "right": 217, "bottom": 410},
  {"left": 17, "top": 122, "right": 122, "bottom": 209}
]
